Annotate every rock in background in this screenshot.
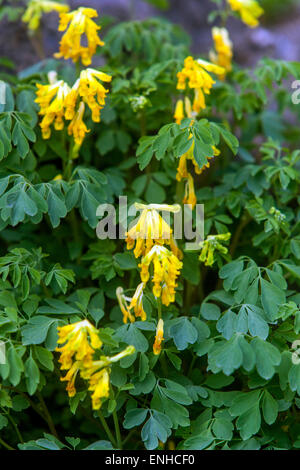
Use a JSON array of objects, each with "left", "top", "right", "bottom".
[{"left": 0, "top": 0, "right": 300, "bottom": 72}]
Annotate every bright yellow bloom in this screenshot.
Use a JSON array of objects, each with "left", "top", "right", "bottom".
[
  {"left": 64, "top": 68, "right": 112, "bottom": 125},
  {"left": 210, "top": 27, "right": 233, "bottom": 78},
  {"left": 174, "top": 99, "right": 184, "bottom": 125},
  {"left": 22, "top": 0, "right": 69, "bottom": 31},
  {"left": 55, "top": 7, "right": 104, "bottom": 65},
  {"left": 88, "top": 367, "right": 110, "bottom": 410},
  {"left": 126, "top": 203, "right": 182, "bottom": 259},
  {"left": 67, "top": 101, "right": 89, "bottom": 146},
  {"left": 174, "top": 97, "right": 194, "bottom": 125},
  {"left": 116, "top": 283, "right": 147, "bottom": 323},
  {"left": 177, "top": 56, "right": 225, "bottom": 113},
  {"left": 140, "top": 245, "right": 182, "bottom": 306},
  {"left": 53, "top": 173, "right": 63, "bottom": 181},
  {"left": 78, "top": 68, "right": 112, "bottom": 122},
  {"left": 199, "top": 232, "right": 231, "bottom": 266},
  {"left": 56, "top": 319, "right": 101, "bottom": 371},
  {"left": 81, "top": 346, "right": 135, "bottom": 410},
  {"left": 153, "top": 319, "right": 164, "bottom": 355},
  {"left": 176, "top": 138, "right": 220, "bottom": 181},
  {"left": 35, "top": 74, "right": 71, "bottom": 139},
  {"left": 227, "top": 0, "right": 264, "bottom": 28},
  {"left": 183, "top": 173, "right": 197, "bottom": 209}
]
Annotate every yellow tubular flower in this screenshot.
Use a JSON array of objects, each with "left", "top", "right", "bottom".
[
  {"left": 227, "top": 0, "right": 264, "bottom": 28},
  {"left": 60, "top": 360, "right": 81, "bottom": 397},
  {"left": 81, "top": 346, "right": 135, "bottom": 409},
  {"left": 129, "top": 282, "right": 147, "bottom": 321},
  {"left": 153, "top": 319, "right": 164, "bottom": 355},
  {"left": 183, "top": 173, "right": 197, "bottom": 209},
  {"left": 88, "top": 368, "right": 110, "bottom": 410},
  {"left": 78, "top": 68, "right": 112, "bottom": 122},
  {"left": 55, "top": 7, "right": 104, "bottom": 65},
  {"left": 210, "top": 27, "right": 233, "bottom": 78},
  {"left": 22, "top": 0, "right": 69, "bottom": 31},
  {"left": 56, "top": 319, "right": 102, "bottom": 370},
  {"left": 176, "top": 56, "right": 225, "bottom": 113},
  {"left": 199, "top": 233, "right": 231, "bottom": 266},
  {"left": 67, "top": 101, "right": 89, "bottom": 146},
  {"left": 140, "top": 245, "right": 182, "bottom": 306},
  {"left": 126, "top": 203, "right": 182, "bottom": 259},
  {"left": 35, "top": 77, "right": 71, "bottom": 139},
  {"left": 174, "top": 99, "right": 184, "bottom": 125}
]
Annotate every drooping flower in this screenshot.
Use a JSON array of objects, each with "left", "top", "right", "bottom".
[
  {"left": 56, "top": 319, "right": 135, "bottom": 408},
  {"left": 35, "top": 72, "right": 71, "bottom": 139},
  {"left": 199, "top": 232, "right": 231, "bottom": 266},
  {"left": 227, "top": 0, "right": 264, "bottom": 28},
  {"left": 78, "top": 68, "right": 112, "bottom": 122},
  {"left": 88, "top": 368, "right": 110, "bottom": 410},
  {"left": 126, "top": 203, "right": 182, "bottom": 259},
  {"left": 174, "top": 99, "right": 184, "bottom": 125},
  {"left": 116, "top": 283, "right": 147, "bottom": 323},
  {"left": 153, "top": 319, "right": 164, "bottom": 355},
  {"left": 210, "top": 27, "right": 233, "bottom": 78},
  {"left": 56, "top": 319, "right": 102, "bottom": 370},
  {"left": 22, "top": 0, "right": 69, "bottom": 31},
  {"left": 183, "top": 173, "right": 197, "bottom": 209},
  {"left": 140, "top": 245, "right": 183, "bottom": 306},
  {"left": 67, "top": 101, "right": 89, "bottom": 146},
  {"left": 177, "top": 56, "right": 225, "bottom": 113},
  {"left": 80, "top": 346, "right": 135, "bottom": 410},
  {"left": 55, "top": 7, "right": 104, "bottom": 65}
]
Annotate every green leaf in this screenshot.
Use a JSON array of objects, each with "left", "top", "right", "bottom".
[{"left": 168, "top": 317, "right": 198, "bottom": 350}]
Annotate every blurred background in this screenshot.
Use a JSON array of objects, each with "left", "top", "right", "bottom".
[{"left": 1, "top": 0, "right": 300, "bottom": 72}]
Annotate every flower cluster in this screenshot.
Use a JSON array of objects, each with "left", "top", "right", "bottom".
[
  {"left": 56, "top": 319, "right": 135, "bottom": 409},
  {"left": 117, "top": 203, "right": 183, "bottom": 354},
  {"left": 176, "top": 56, "right": 225, "bottom": 114},
  {"left": 55, "top": 7, "right": 104, "bottom": 65},
  {"left": 199, "top": 233, "right": 231, "bottom": 266},
  {"left": 22, "top": 0, "right": 69, "bottom": 31},
  {"left": 227, "top": 0, "right": 264, "bottom": 28},
  {"left": 210, "top": 27, "right": 233, "bottom": 79},
  {"left": 35, "top": 68, "right": 111, "bottom": 146}
]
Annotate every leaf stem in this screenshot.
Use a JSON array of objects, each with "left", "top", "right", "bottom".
[{"left": 97, "top": 410, "right": 117, "bottom": 448}]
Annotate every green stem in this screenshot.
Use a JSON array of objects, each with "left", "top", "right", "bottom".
[
  {"left": 112, "top": 409, "right": 123, "bottom": 449},
  {"left": 0, "top": 437, "right": 15, "bottom": 450},
  {"left": 37, "top": 392, "right": 59, "bottom": 439},
  {"left": 97, "top": 410, "right": 117, "bottom": 448},
  {"left": 157, "top": 298, "right": 162, "bottom": 319},
  {"left": 7, "top": 413, "right": 23, "bottom": 444}
]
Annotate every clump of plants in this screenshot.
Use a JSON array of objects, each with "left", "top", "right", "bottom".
[{"left": 0, "top": 0, "right": 300, "bottom": 451}]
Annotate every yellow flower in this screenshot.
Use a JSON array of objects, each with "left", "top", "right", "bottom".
[
  {"left": 116, "top": 283, "right": 147, "bottom": 323},
  {"left": 78, "top": 68, "right": 112, "bottom": 122},
  {"left": 55, "top": 7, "right": 104, "bottom": 65},
  {"left": 81, "top": 346, "right": 135, "bottom": 409},
  {"left": 176, "top": 137, "right": 220, "bottom": 182},
  {"left": 199, "top": 232, "right": 231, "bottom": 266},
  {"left": 177, "top": 56, "right": 225, "bottom": 113},
  {"left": 67, "top": 101, "right": 89, "bottom": 146},
  {"left": 22, "top": 0, "right": 69, "bottom": 31},
  {"left": 174, "top": 99, "right": 184, "bottom": 125},
  {"left": 140, "top": 245, "right": 182, "bottom": 306},
  {"left": 183, "top": 173, "right": 197, "bottom": 209},
  {"left": 153, "top": 319, "right": 164, "bottom": 355},
  {"left": 227, "top": 0, "right": 264, "bottom": 28},
  {"left": 88, "top": 368, "right": 110, "bottom": 410},
  {"left": 35, "top": 74, "right": 71, "bottom": 139},
  {"left": 53, "top": 174, "right": 63, "bottom": 181},
  {"left": 60, "top": 360, "right": 81, "bottom": 397},
  {"left": 174, "top": 97, "right": 194, "bottom": 125},
  {"left": 56, "top": 319, "right": 102, "bottom": 370},
  {"left": 126, "top": 203, "right": 182, "bottom": 259},
  {"left": 210, "top": 27, "right": 233, "bottom": 78}
]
